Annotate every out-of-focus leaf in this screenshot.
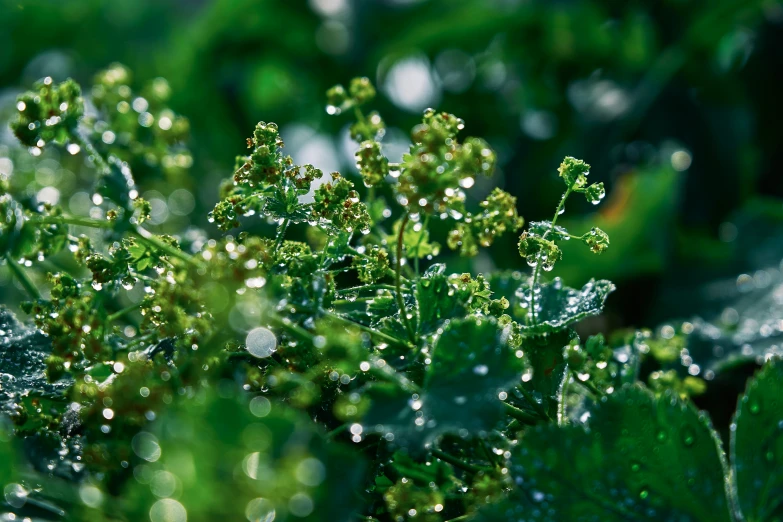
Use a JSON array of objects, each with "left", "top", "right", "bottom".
[
  {"left": 482, "top": 384, "right": 732, "bottom": 521},
  {"left": 120, "top": 391, "right": 364, "bottom": 522},
  {"left": 647, "top": 273, "right": 783, "bottom": 377},
  {"left": 732, "top": 357, "right": 783, "bottom": 522},
  {"left": 363, "top": 316, "right": 524, "bottom": 447}
]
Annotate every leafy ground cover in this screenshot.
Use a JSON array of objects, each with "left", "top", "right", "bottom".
[{"left": 1, "top": 68, "right": 781, "bottom": 522}]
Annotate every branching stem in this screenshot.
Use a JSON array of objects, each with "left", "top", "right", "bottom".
[
  {"left": 396, "top": 213, "right": 416, "bottom": 343},
  {"left": 4, "top": 253, "right": 41, "bottom": 300},
  {"left": 530, "top": 185, "right": 573, "bottom": 325}
]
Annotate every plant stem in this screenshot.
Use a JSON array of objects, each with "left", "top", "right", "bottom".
[
  {"left": 322, "top": 310, "right": 413, "bottom": 350},
  {"left": 107, "top": 302, "right": 142, "bottom": 322},
  {"left": 530, "top": 185, "right": 573, "bottom": 325},
  {"left": 517, "top": 386, "right": 551, "bottom": 421},
  {"left": 572, "top": 370, "right": 603, "bottom": 398},
  {"left": 413, "top": 214, "right": 429, "bottom": 277},
  {"left": 72, "top": 131, "right": 111, "bottom": 174},
  {"left": 326, "top": 422, "right": 350, "bottom": 440},
  {"left": 4, "top": 253, "right": 41, "bottom": 300},
  {"left": 346, "top": 247, "right": 407, "bottom": 282},
  {"left": 37, "top": 215, "right": 113, "bottom": 228},
  {"left": 274, "top": 218, "right": 290, "bottom": 251},
  {"left": 367, "top": 363, "right": 420, "bottom": 394},
  {"left": 337, "top": 283, "right": 402, "bottom": 295},
  {"left": 395, "top": 213, "right": 415, "bottom": 343},
  {"left": 502, "top": 402, "right": 540, "bottom": 426},
  {"left": 332, "top": 297, "right": 377, "bottom": 306},
  {"left": 431, "top": 448, "right": 490, "bottom": 474},
  {"left": 266, "top": 313, "right": 314, "bottom": 343},
  {"left": 132, "top": 226, "right": 202, "bottom": 269},
  {"left": 36, "top": 213, "right": 202, "bottom": 269}
]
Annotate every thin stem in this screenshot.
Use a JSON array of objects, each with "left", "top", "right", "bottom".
[
  {"left": 4, "top": 254, "right": 41, "bottom": 300},
  {"left": 517, "top": 386, "right": 551, "bottom": 421},
  {"left": 326, "top": 422, "right": 350, "bottom": 440},
  {"left": 572, "top": 370, "right": 603, "bottom": 398},
  {"left": 431, "top": 448, "right": 490, "bottom": 474},
  {"left": 266, "top": 314, "right": 314, "bottom": 343},
  {"left": 530, "top": 185, "right": 573, "bottom": 325},
  {"left": 274, "top": 218, "right": 290, "bottom": 251},
  {"left": 36, "top": 215, "right": 113, "bottom": 229},
  {"left": 332, "top": 297, "right": 377, "bottom": 306},
  {"left": 445, "top": 517, "right": 469, "bottom": 522},
  {"left": 322, "top": 310, "right": 413, "bottom": 350},
  {"left": 367, "top": 363, "right": 420, "bottom": 395},
  {"left": 37, "top": 213, "right": 202, "bottom": 269},
  {"left": 337, "top": 283, "right": 402, "bottom": 295},
  {"left": 132, "top": 227, "right": 202, "bottom": 269},
  {"left": 107, "top": 302, "right": 142, "bottom": 323},
  {"left": 395, "top": 213, "right": 415, "bottom": 343},
  {"left": 72, "top": 132, "right": 111, "bottom": 174},
  {"left": 347, "top": 247, "right": 406, "bottom": 282},
  {"left": 353, "top": 106, "right": 367, "bottom": 126},
  {"left": 502, "top": 402, "right": 540, "bottom": 426},
  {"left": 413, "top": 214, "right": 429, "bottom": 277}
]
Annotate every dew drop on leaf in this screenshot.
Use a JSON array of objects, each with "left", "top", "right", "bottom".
[{"left": 681, "top": 426, "right": 696, "bottom": 447}]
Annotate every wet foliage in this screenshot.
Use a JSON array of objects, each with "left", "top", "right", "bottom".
[{"left": 1, "top": 69, "right": 782, "bottom": 522}]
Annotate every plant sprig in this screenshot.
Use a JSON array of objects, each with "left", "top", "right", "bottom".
[{"left": 8, "top": 68, "right": 771, "bottom": 522}]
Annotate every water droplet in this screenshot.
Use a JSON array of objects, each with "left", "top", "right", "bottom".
[
  {"left": 149, "top": 498, "right": 187, "bottom": 522},
  {"left": 681, "top": 426, "right": 696, "bottom": 447},
  {"left": 245, "top": 327, "right": 277, "bottom": 358},
  {"left": 249, "top": 396, "right": 271, "bottom": 418},
  {"left": 132, "top": 432, "right": 161, "bottom": 462},
  {"left": 245, "top": 497, "right": 276, "bottom": 522}
]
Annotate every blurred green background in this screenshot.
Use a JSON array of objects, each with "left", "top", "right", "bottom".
[{"left": 2, "top": 0, "right": 783, "bottom": 330}]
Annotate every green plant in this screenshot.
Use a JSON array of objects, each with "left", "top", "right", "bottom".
[{"left": 1, "top": 68, "right": 781, "bottom": 522}]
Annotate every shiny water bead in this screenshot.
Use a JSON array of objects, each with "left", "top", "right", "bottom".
[
  {"left": 245, "top": 327, "right": 277, "bottom": 358},
  {"left": 585, "top": 182, "right": 606, "bottom": 204}
]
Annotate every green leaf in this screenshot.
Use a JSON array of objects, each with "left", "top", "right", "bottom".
[
  {"left": 363, "top": 316, "right": 524, "bottom": 447},
  {"left": 265, "top": 185, "right": 311, "bottom": 223},
  {"left": 520, "top": 328, "right": 576, "bottom": 420},
  {"left": 492, "top": 274, "right": 615, "bottom": 334},
  {"left": 0, "top": 308, "right": 80, "bottom": 480},
  {"left": 485, "top": 385, "right": 732, "bottom": 522},
  {"left": 732, "top": 357, "right": 783, "bottom": 522},
  {"left": 415, "top": 264, "right": 470, "bottom": 337},
  {"left": 0, "top": 308, "right": 70, "bottom": 416}
]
